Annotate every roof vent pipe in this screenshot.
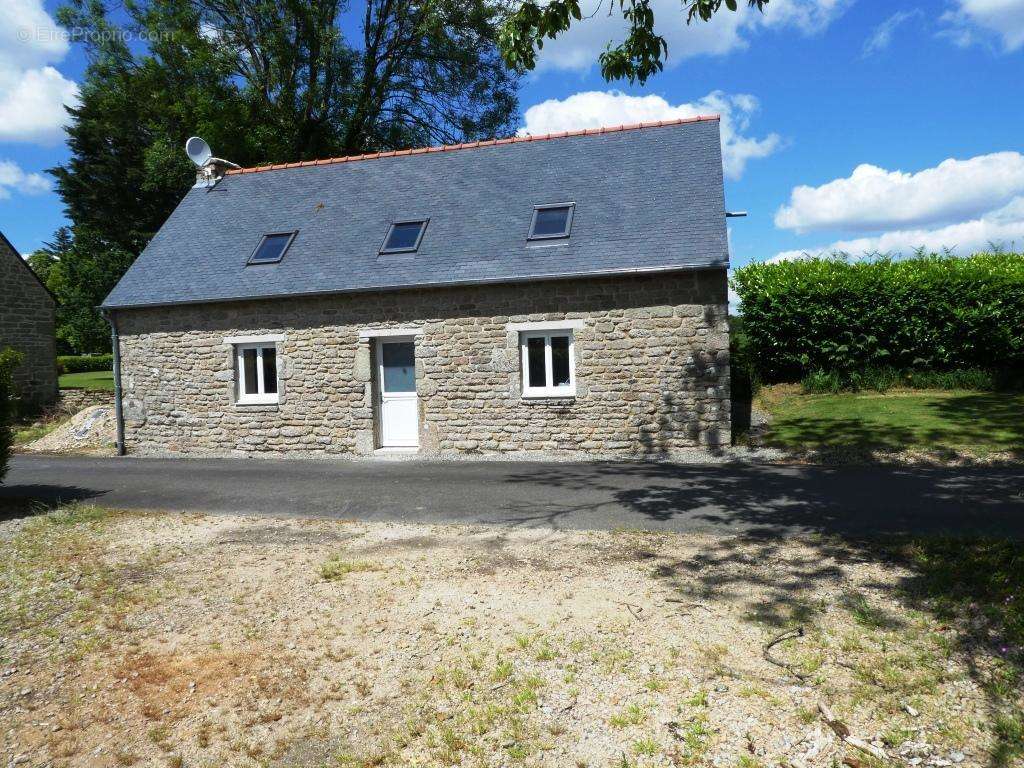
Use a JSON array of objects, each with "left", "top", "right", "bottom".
[{"left": 186, "top": 136, "right": 240, "bottom": 187}]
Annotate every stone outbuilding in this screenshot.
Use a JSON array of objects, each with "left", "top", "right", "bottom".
[
  {"left": 0, "top": 231, "right": 58, "bottom": 406},
  {"left": 103, "top": 117, "right": 733, "bottom": 458}
]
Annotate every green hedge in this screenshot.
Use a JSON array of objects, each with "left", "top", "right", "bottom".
[
  {"left": 732, "top": 252, "right": 1024, "bottom": 382},
  {"left": 57, "top": 354, "right": 113, "bottom": 374},
  {"left": 0, "top": 347, "right": 25, "bottom": 484},
  {"left": 800, "top": 366, "right": 1024, "bottom": 394}
]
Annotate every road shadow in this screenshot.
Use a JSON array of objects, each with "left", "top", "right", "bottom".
[
  {"left": 0, "top": 484, "right": 107, "bottom": 522},
  {"left": 498, "top": 462, "right": 1024, "bottom": 537}
]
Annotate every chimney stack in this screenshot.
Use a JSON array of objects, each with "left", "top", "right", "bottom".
[
  {"left": 196, "top": 157, "right": 241, "bottom": 186},
  {"left": 186, "top": 137, "right": 238, "bottom": 187}
]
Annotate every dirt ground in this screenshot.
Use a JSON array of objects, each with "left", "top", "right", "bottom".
[
  {"left": 1, "top": 507, "right": 1018, "bottom": 768},
  {"left": 17, "top": 405, "right": 116, "bottom": 456}
]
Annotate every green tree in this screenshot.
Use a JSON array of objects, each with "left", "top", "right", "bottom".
[
  {"left": 29, "top": 227, "right": 135, "bottom": 354},
  {"left": 26, "top": 227, "right": 71, "bottom": 289},
  {"left": 49, "top": 0, "right": 520, "bottom": 351},
  {"left": 499, "top": 0, "right": 769, "bottom": 84},
  {"left": 47, "top": 231, "right": 136, "bottom": 354}
]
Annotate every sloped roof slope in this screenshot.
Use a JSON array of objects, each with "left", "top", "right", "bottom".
[{"left": 103, "top": 117, "right": 728, "bottom": 309}]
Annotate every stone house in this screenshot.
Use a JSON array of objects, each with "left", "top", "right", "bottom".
[
  {"left": 102, "top": 117, "right": 732, "bottom": 458},
  {"left": 0, "top": 231, "right": 58, "bottom": 406}
]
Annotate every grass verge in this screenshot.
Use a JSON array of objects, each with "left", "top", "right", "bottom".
[
  {"left": 59, "top": 370, "right": 115, "bottom": 391},
  {"left": 757, "top": 385, "right": 1024, "bottom": 459}
]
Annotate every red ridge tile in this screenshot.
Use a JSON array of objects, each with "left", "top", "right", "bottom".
[{"left": 224, "top": 115, "right": 720, "bottom": 176}]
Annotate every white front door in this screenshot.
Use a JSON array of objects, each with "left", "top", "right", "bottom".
[{"left": 377, "top": 338, "right": 419, "bottom": 448}]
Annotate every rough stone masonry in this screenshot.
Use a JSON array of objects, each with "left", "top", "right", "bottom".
[
  {"left": 0, "top": 235, "right": 58, "bottom": 406},
  {"left": 114, "top": 271, "right": 730, "bottom": 458}
]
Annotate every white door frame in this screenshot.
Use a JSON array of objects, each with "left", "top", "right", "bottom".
[{"left": 376, "top": 336, "right": 419, "bottom": 448}]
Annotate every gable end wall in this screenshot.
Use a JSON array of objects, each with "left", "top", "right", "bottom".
[
  {"left": 0, "top": 240, "right": 58, "bottom": 405},
  {"left": 114, "top": 271, "right": 730, "bottom": 458}
]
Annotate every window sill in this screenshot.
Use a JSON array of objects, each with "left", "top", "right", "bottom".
[
  {"left": 234, "top": 400, "right": 280, "bottom": 411},
  {"left": 522, "top": 391, "right": 577, "bottom": 403}
]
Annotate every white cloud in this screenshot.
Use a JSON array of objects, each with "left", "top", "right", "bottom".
[
  {"left": 862, "top": 9, "right": 921, "bottom": 55},
  {"left": 0, "top": 0, "right": 69, "bottom": 70},
  {"left": 0, "top": 0, "right": 79, "bottom": 143},
  {"left": 0, "top": 66, "right": 79, "bottom": 143},
  {"left": 940, "top": 0, "right": 1024, "bottom": 51},
  {"left": 759, "top": 0, "right": 848, "bottom": 33},
  {"left": 532, "top": 0, "right": 849, "bottom": 74},
  {"left": 775, "top": 152, "right": 1024, "bottom": 233},
  {"left": 0, "top": 159, "right": 52, "bottom": 199},
  {"left": 770, "top": 195, "right": 1024, "bottom": 262},
  {"left": 520, "top": 90, "right": 781, "bottom": 180}
]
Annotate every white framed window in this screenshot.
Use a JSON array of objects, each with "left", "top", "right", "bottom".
[
  {"left": 520, "top": 330, "right": 576, "bottom": 398},
  {"left": 235, "top": 342, "right": 279, "bottom": 404}
]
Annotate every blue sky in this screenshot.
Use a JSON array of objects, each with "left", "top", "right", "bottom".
[{"left": 2, "top": 0, "right": 1024, "bottom": 287}]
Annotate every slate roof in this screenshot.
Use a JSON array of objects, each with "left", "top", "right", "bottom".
[{"left": 103, "top": 116, "right": 728, "bottom": 310}]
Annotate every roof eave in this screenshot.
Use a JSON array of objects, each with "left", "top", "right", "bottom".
[{"left": 101, "top": 261, "right": 729, "bottom": 311}]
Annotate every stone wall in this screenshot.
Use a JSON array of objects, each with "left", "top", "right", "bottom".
[
  {"left": 58, "top": 388, "right": 113, "bottom": 415},
  {"left": 114, "top": 270, "right": 730, "bottom": 458},
  {"left": 0, "top": 237, "right": 58, "bottom": 405}
]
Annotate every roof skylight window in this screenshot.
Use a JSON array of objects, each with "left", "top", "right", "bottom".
[
  {"left": 528, "top": 203, "right": 574, "bottom": 241},
  {"left": 380, "top": 219, "right": 428, "bottom": 254},
  {"left": 248, "top": 232, "right": 296, "bottom": 265}
]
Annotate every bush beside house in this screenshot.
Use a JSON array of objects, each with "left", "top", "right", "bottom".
[
  {"left": 57, "top": 354, "right": 113, "bottom": 375},
  {"left": 0, "top": 348, "right": 25, "bottom": 483},
  {"left": 732, "top": 252, "right": 1024, "bottom": 386}
]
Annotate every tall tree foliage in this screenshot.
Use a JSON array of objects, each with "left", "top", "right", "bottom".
[
  {"left": 47, "top": 0, "right": 519, "bottom": 352},
  {"left": 28, "top": 228, "right": 134, "bottom": 353},
  {"left": 500, "top": 0, "right": 769, "bottom": 84}
]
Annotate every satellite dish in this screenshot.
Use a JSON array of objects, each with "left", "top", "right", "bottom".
[{"left": 185, "top": 136, "right": 212, "bottom": 167}]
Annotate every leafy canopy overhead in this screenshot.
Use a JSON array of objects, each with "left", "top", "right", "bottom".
[
  {"left": 42, "top": 0, "right": 520, "bottom": 353},
  {"left": 55, "top": 0, "right": 520, "bottom": 252},
  {"left": 499, "top": 0, "right": 770, "bottom": 84}
]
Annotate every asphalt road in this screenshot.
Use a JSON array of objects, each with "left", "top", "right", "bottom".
[{"left": 2, "top": 454, "right": 1023, "bottom": 536}]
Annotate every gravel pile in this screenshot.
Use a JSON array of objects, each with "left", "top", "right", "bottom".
[{"left": 23, "top": 405, "right": 116, "bottom": 454}]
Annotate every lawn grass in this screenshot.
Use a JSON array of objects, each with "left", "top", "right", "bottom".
[
  {"left": 59, "top": 370, "right": 115, "bottom": 391},
  {"left": 759, "top": 386, "right": 1024, "bottom": 457}
]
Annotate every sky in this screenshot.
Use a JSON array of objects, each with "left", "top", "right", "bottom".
[{"left": 2, "top": 0, "right": 1024, "bottom": 299}]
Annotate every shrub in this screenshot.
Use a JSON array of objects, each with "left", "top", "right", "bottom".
[
  {"left": 729, "top": 315, "right": 761, "bottom": 401},
  {"left": 799, "top": 366, "right": 1013, "bottom": 394},
  {"left": 732, "top": 252, "right": 1024, "bottom": 382},
  {"left": 57, "top": 354, "right": 113, "bottom": 374},
  {"left": 0, "top": 347, "right": 25, "bottom": 484}
]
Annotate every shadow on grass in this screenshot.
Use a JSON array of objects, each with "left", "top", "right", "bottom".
[
  {"left": 928, "top": 393, "right": 1024, "bottom": 453},
  {"left": 896, "top": 538, "right": 1024, "bottom": 765},
  {"left": 764, "top": 392, "right": 1024, "bottom": 462},
  {"left": 497, "top": 462, "right": 1024, "bottom": 765},
  {"left": 0, "top": 485, "right": 105, "bottom": 522},
  {"left": 663, "top": 535, "right": 1022, "bottom": 763}
]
